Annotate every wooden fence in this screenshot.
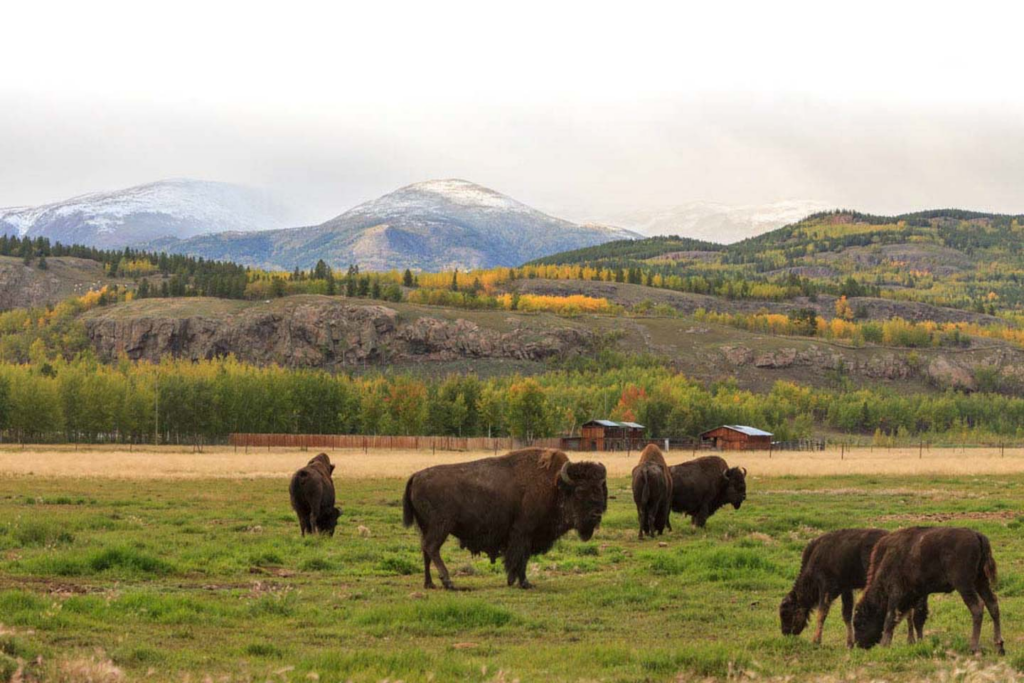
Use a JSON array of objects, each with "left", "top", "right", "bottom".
[{"left": 228, "top": 433, "right": 563, "bottom": 452}]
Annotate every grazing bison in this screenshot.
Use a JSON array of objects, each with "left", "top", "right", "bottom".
[
  {"left": 631, "top": 444, "right": 673, "bottom": 539},
  {"left": 402, "top": 448, "right": 608, "bottom": 590},
  {"left": 780, "top": 529, "right": 928, "bottom": 647},
  {"left": 854, "top": 527, "right": 1003, "bottom": 655},
  {"left": 668, "top": 456, "right": 746, "bottom": 528},
  {"left": 289, "top": 453, "right": 341, "bottom": 537}
]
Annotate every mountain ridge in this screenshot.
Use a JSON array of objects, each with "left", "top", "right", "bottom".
[
  {"left": 152, "top": 179, "right": 639, "bottom": 271},
  {"left": 0, "top": 179, "right": 294, "bottom": 249}
]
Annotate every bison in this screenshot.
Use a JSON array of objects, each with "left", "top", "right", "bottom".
[
  {"left": 780, "top": 528, "right": 928, "bottom": 647},
  {"left": 402, "top": 448, "right": 608, "bottom": 590},
  {"left": 289, "top": 453, "right": 341, "bottom": 536},
  {"left": 631, "top": 444, "right": 673, "bottom": 539},
  {"left": 668, "top": 456, "right": 746, "bottom": 528},
  {"left": 854, "top": 526, "right": 1004, "bottom": 655}
]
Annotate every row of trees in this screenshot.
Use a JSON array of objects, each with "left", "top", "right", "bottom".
[{"left": 2, "top": 356, "right": 1024, "bottom": 445}]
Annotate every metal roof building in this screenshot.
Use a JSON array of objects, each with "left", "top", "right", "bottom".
[{"left": 700, "top": 425, "right": 773, "bottom": 450}]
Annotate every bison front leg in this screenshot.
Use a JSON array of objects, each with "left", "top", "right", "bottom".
[
  {"left": 692, "top": 505, "right": 709, "bottom": 529},
  {"left": 880, "top": 600, "right": 899, "bottom": 648},
  {"left": 841, "top": 590, "right": 855, "bottom": 649},
  {"left": 504, "top": 536, "right": 532, "bottom": 589},
  {"left": 812, "top": 592, "right": 832, "bottom": 645}
]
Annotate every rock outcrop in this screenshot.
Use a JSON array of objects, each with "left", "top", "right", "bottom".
[{"left": 85, "top": 299, "right": 595, "bottom": 367}]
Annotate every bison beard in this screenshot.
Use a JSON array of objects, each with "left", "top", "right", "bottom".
[
  {"left": 402, "top": 448, "right": 608, "bottom": 590},
  {"left": 669, "top": 456, "right": 746, "bottom": 528},
  {"left": 853, "top": 527, "right": 1004, "bottom": 655}
]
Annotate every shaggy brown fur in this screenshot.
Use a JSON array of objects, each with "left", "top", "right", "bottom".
[
  {"left": 402, "top": 448, "right": 608, "bottom": 590},
  {"left": 631, "top": 444, "right": 673, "bottom": 538},
  {"left": 854, "top": 526, "right": 1003, "bottom": 655},
  {"left": 289, "top": 453, "right": 341, "bottom": 536},
  {"left": 780, "top": 528, "right": 928, "bottom": 647},
  {"left": 669, "top": 456, "right": 746, "bottom": 528}
]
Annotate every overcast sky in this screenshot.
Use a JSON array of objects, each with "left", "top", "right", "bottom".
[{"left": 3, "top": 0, "right": 1024, "bottom": 223}]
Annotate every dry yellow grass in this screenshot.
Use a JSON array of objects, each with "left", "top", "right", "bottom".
[{"left": 0, "top": 444, "right": 1023, "bottom": 479}]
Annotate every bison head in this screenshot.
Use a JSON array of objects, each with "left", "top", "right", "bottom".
[
  {"left": 319, "top": 506, "right": 342, "bottom": 537},
  {"left": 852, "top": 598, "right": 884, "bottom": 649},
  {"left": 724, "top": 467, "right": 747, "bottom": 509},
  {"left": 558, "top": 461, "right": 608, "bottom": 541},
  {"left": 779, "top": 592, "right": 810, "bottom": 636}
]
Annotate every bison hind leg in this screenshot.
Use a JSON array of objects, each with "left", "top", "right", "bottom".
[{"left": 421, "top": 530, "right": 455, "bottom": 590}]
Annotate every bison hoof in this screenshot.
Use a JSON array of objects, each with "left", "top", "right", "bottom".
[
  {"left": 998, "top": 643, "right": 1006, "bottom": 656},
  {"left": 518, "top": 580, "right": 534, "bottom": 590}
]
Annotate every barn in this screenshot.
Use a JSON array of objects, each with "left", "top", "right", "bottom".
[
  {"left": 700, "top": 425, "right": 773, "bottom": 450},
  {"left": 561, "top": 420, "right": 646, "bottom": 451}
]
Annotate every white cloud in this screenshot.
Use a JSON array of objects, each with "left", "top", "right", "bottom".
[{"left": 2, "top": 0, "right": 1024, "bottom": 217}]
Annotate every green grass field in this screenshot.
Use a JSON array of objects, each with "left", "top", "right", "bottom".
[{"left": 1, "top": 472, "right": 1022, "bottom": 682}]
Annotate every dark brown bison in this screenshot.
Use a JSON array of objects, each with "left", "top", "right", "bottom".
[
  {"left": 631, "top": 444, "right": 673, "bottom": 539},
  {"left": 780, "top": 528, "right": 928, "bottom": 647},
  {"left": 668, "top": 456, "right": 746, "bottom": 528},
  {"left": 854, "top": 527, "right": 1004, "bottom": 655},
  {"left": 402, "top": 448, "right": 608, "bottom": 590},
  {"left": 289, "top": 453, "right": 341, "bottom": 536}
]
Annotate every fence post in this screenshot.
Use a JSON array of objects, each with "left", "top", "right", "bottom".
[
  {"left": 840, "top": 442, "right": 844, "bottom": 460},
  {"left": 919, "top": 440, "right": 923, "bottom": 460}
]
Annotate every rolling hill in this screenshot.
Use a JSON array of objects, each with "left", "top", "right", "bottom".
[
  {"left": 530, "top": 209, "right": 1024, "bottom": 315},
  {"left": 149, "top": 179, "right": 638, "bottom": 271}
]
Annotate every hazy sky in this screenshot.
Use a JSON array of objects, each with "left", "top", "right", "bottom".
[{"left": 3, "top": 0, "right": 1024, "bottom": 223}]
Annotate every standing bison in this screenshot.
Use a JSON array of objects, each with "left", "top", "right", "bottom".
[
  {"left": 669, "top": 456, "right": 746, "bottom": 528},
  {"left": 402, "top": 448, "right": 608, "bottom": 590},
  {"left": 631, "top": 444, "right": 673, "bottom": 539},
  {"left": 289, "top": 453, "right": 341, "bottom": 536},
  {"left": 854, "top": 526, "right": 1004, "bottom": 655},
  {"left": 780, "top": 528, "right": 928, "bottom": 647}
]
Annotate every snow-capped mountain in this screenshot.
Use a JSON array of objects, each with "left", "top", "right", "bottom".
[
  {"left": 595, "top": 199, "right": 833, "bottom": 243},
  {"left": 151, "top": 179, "right": 639, "bottom": 271},
  {"left": 0, "top": 179, "right": 294, "bottom": 249}
]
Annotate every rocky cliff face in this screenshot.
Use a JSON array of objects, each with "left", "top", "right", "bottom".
[{"left": 85, "top": 299, "right": 595, "bottom": 367}]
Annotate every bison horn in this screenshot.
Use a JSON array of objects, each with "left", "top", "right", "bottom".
[
  {"left": 741, "top": 467, "right": 747, "bottom": 476},
  {"left": 559, "top": 462, "right": 574, "bottom": 485}
]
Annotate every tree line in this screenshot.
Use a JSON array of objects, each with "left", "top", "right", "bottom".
[{"left": 2, "top": 355, "right": 1024, "bottom": 445}]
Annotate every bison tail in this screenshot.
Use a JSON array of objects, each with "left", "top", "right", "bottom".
[
  {"left": 402, "top": 476, "right": 417, "bottom": 529},
  {"left": 979, "top": 532, "right": 998, "bottom": 587}
]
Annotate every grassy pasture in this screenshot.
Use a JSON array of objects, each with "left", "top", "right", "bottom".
[{"left": 0, "top": 450, "right": 1022, "bottom": 681}]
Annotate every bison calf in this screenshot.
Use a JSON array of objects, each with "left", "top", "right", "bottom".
[
  {"left": 854, "top": 526, "right": 1003, "bottom": 655},
  {"left": 402, "top": 448, "right": 608, "bottom": 590},
  {"left": 780, "top": 528, "right": 928, "bottom": 647},
  {"left": 289, "top": 453, "right": 341, "bottom": 536},
  {"left": 669, "top": 456, "right": 746, "bottom": 528},
  {"left": 632, "top": 444, "right": 672, "bottom": 539}
]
